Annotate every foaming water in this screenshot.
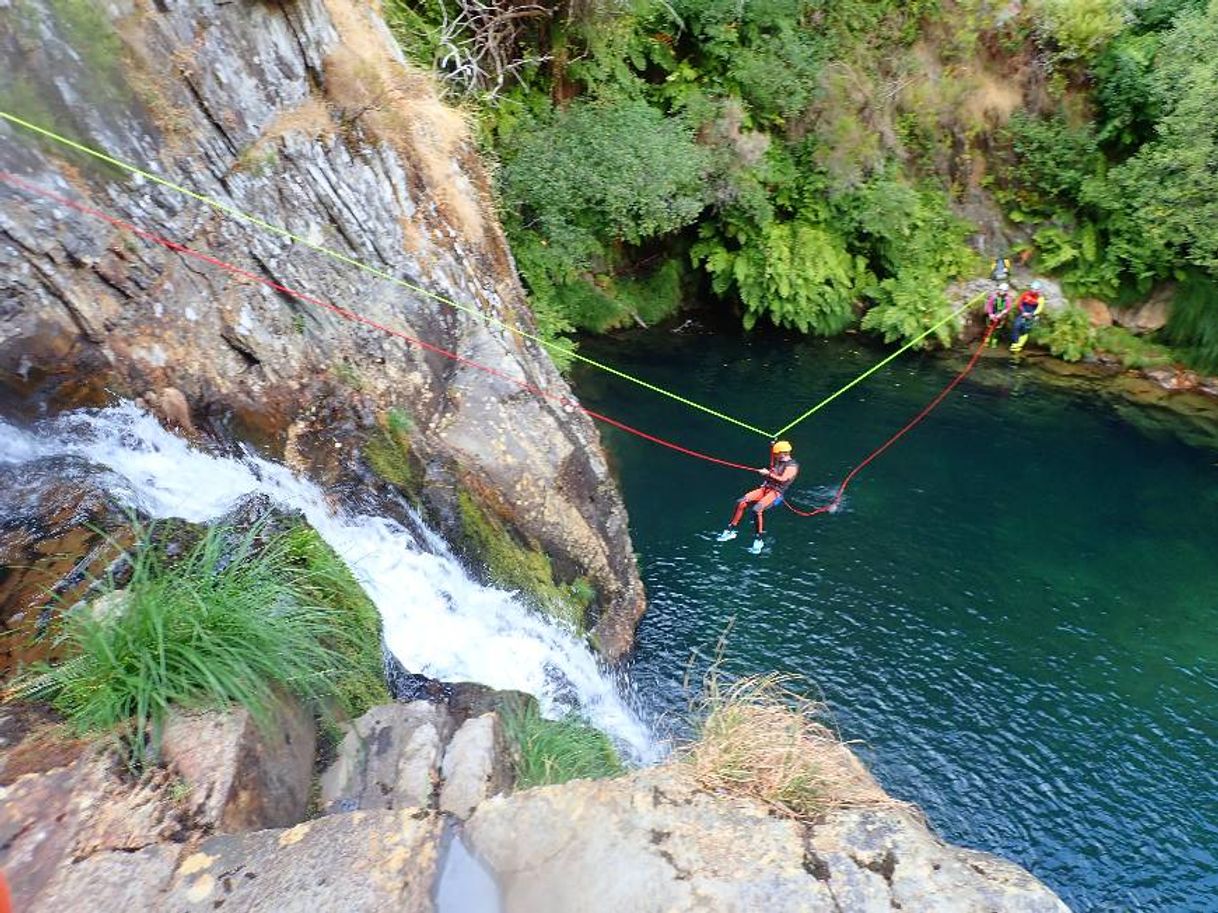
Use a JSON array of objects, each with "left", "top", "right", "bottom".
[
  {"left": 576, "top": 326, "right": 1218, "bottom": 912},
  {"left": 0, "top": 402, "right": 656, "bottom": 761}
]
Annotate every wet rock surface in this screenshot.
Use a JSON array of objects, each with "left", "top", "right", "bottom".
[
  {"left": 1, "top": 700, "right": 1072, "bottom": 912},
  {"left": 0, "top": 0, "right": 645, "bottom": 656}
]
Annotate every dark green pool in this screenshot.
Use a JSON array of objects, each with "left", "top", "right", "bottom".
[{"left": 574, "top": 320, "right": 1218, "bottom": 912}]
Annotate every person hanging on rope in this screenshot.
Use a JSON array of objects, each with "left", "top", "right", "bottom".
[
  {"left": 1010, "top": 280, "right": 1045, "bottom": 354},
  {"left": 716, "top": 440, "right": 799, "bottom": 554},
  {"left": 985, "top": 281, "right": 1014, "bottom": 347}
]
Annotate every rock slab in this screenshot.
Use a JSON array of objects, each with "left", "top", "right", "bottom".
[
  {"left": 163, "top": 809, "right": 442, "bottom": 913},
  {"left": 466, "top": 765, "right": 1070, "bottom": 913}
]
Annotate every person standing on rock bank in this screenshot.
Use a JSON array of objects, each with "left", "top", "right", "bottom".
[
  {"left": 717, "top": 441, "right": 799, "bottom": 554},
  {"left": 985, "top": 282, "right": 1014, "bottom": 347},
  {"left": 1010, "top": 281, "right": 1045, "bottom": 354}
]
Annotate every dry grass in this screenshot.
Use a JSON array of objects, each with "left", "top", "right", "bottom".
[
  {"left": 321, "top": 0, "right": 484, "bottom": 241},
  {"left": 683, "top": 671, "right": 904, "bottom": 820}
]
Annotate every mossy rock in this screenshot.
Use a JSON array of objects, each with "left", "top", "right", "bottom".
[
  {"left": 364, "top": 408, "right": 419, "bottom": 498},
  {"left": 456, "top": 488, "right": 595, "bottom": 633}
]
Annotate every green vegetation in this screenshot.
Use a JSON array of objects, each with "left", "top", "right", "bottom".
[
  {"left": 13, "top": 523, "right": 387, "bottom": 763},
  {"left": 501, "top": 701, "right": 623, "bottom": 788},
  {"left": 993, "top": 0, "right": 1218, "bottom": 311},
  {"left": 382, "top": 0, "right": 1218, "bottom": 365},
  {"left": 1162, "top": 273, "right": 1218, "bottom": 375},
  {"left": 685, "top": 671, "right": 892, "bottom": 819},
  {"left": 282, "top": 526, "right": 391, "bottom": 716},
  {"left": 456, "top": 490, "right": 595, "bottom": 631},
  {"left": 365, "top": 407, "right": 417, "bottom": 494},
  {"left": 388, "top": 0, "right": 979, "bottom": 349},
  {"left": 1094, "top": 324, "right": 1173, "bottom": 369},
  {"left": 1032, "top": 306, "right": 1097, "bottom": 362}
]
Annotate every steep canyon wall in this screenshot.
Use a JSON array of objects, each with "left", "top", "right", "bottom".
[{"left": 0, "top": 0, "right": 645, "bottom": 655}]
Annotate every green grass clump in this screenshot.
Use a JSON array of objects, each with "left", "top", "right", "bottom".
[
  {"left": 12, "top": 523, "right": 379, "bottom": 762},
  {"left": 501, "top": 702, "right": 623, "bottom": 789},
  {"left": 456, "top": 490, "right": 594, "bottom": 631},
  {"left": 282, "top": 526, "right": 390, "bottom": 717}
]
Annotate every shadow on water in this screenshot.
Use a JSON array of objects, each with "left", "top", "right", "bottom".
[{"left": 574, "top": 319, "right": 1218, "bottom": 912}]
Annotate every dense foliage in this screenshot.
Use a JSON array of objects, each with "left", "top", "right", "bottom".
[{"left": 388, "top": 0, "right": 1218, "bottom": 364}]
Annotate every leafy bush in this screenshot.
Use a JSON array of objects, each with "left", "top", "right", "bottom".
[
  {"left": 860, "top": 276, "right": 959, "bottom": 348},
  {"left": 501, "top": 702, "right": 623, "bottom": 788},
  {"left": 14, "top": 524, "right": 372, "bottom": 761},
  {"left": 1162, "top": 272, "right": 1218, "bottom": 373},
  {"left": 692, "top": 217, "right": 860, "bottom": 334},
  {"left": 500, "top": 98, "right": 710, "bottom": 263},
  {"left": 1028, "top": 0, "right": 1129, "bottom": 61},
  {"left": 1031, "top": 305, "right": 1097, "bottom": 361}
]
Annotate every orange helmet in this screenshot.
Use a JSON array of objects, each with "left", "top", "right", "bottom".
[{"left": 771, "top": 440, "right": 793, "bottom": 455}]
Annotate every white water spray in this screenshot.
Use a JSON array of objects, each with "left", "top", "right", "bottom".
[{"left": 0, "top": 403, "right": 656, "bottom": 761}]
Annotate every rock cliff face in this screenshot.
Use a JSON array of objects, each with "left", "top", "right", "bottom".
[{"left": 0, "top": 0, "right": 645, "bottom": 655}]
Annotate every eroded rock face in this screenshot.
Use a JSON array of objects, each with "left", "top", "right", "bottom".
[
  {"left": 465, "top": 766, "right": 1070, "bottom": 913},
  {"left": 438, "top": 712, "right": 513, "bottom": 819},
  {"left": 0, "top": 0, "right": 645, "bottom": 655},
  {"left": 160, "top": 698, "right": 317, "bottom": 832}
]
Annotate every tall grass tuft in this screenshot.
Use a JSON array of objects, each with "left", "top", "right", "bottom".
[
  {"left": 684, "top": 671, "right": 900, "bottom": 819},
  {"left": 11, "top": 524, "right": 359, "bottom": 762},
  {"left": 501, "top": 702, "right": 624, "bottom": 789}
]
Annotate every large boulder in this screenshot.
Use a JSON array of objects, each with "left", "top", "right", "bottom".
[
  {"left": 162, "top": 809, "right": 442, "bottom": 913},
  {"left": 465, "top": 765, "right": 1070, "bottom": 913},
  {"left": 1112, "top": 286, "right": 1173, "bottom": 334},
  {"left": 0, "top": 698, "right": 315, "bottom": 911},
  {"left": 29, "top": 845, "right": 182, "bottom": 913},
  {"left": 438, "top": 712, "right": 513, "bottom": 819},
  {"left": 320, "top": 701, "right": 453, "bottom": 813},
  {"left": 160, "top": 696, "right": 316, "bottom": 832}
]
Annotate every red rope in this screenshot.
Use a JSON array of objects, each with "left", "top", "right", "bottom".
[
  {"left": 785, "top": 319, "right": 998, "bottom": 517},
  {"left": 0, "top": 172, "right": 757, "bottom": 473}
]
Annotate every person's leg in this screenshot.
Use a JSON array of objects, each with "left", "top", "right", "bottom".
[
  {"left": 729, "top": 488, "right": 764, "bottom": 527},
  {"left": 751, "top": 491, "right": 779, "bottom": 535}
]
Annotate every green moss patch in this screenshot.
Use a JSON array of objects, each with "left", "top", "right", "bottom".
[
  {"left": 364, "top": 408, "right": 417, "bottom": 495},
  {"left": 456, "top": 489, "right": 595, "bottom": 632}
]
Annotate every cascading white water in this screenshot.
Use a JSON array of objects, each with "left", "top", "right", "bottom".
[{"left": 0, "top": 402, "right": 657, "bottom": 761}]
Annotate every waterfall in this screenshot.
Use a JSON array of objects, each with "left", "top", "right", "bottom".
[{"left": 0, "top": 402, "right": 657, "bottom": 761}]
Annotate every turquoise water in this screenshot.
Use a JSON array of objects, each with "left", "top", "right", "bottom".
[{"left": 574, "top": 322, "right": 1218, "bottom": 912}]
